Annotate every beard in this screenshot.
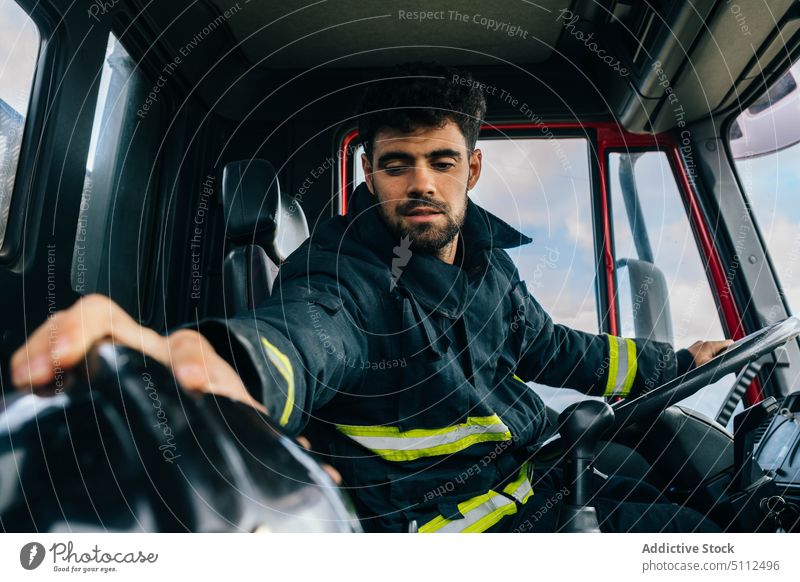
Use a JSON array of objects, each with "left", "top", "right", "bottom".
[{"left": 373, "top": 185, "right": 468, "bottom": 255}]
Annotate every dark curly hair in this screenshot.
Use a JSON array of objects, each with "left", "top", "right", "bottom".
[{"left": 357, "top": 62, "right": 487, "bottom": 160}]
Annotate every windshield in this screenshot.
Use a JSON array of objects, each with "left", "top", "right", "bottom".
[{"left": 729, "top": 59, "right": 800, "bottom": 314}]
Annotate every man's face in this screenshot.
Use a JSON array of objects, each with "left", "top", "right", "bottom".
[{"left": 361, "top": 120, "right": 482, "bottom": 259}]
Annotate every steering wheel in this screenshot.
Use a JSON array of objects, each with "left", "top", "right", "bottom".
[
  {"left": 533, "top": 316, "right": 800, "bottom": 460},
  {"left": 0, "top": 342, "right": 361, "bottom": 532},
  {"left": 610, "top": 316, "right": 800, "bottom": 432}
]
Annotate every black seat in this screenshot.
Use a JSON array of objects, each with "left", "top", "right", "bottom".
[{"left": 221, "top": 159, "right": 309, "bottom": 314}]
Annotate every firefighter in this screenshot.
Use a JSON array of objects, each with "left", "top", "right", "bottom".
[{"left": 11, "top": 62, "right": 731, "bottom": 533}]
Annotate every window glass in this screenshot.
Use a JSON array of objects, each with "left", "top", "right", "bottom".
[
  {"left": 72, "top": 34, "right": 162, "bottom": 316},
  {"left": 609, "top": 151, "right": 735, "bottom": 423},
  {"left": 0, "top": 1, "right": 39, "bottom": 247},
  {"left": 730, "top": 60, "right": 800, "bottom": 314},
  {"left": 469, "top": 138, "right": 597, "bottom": 332}
]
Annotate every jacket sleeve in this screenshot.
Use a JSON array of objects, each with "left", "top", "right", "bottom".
[
  {"left": 189, "top": 278, "right": 367, "bottom": 437},
  {"left": 513, "top": 280, "right": 695, "bottom": 399}
]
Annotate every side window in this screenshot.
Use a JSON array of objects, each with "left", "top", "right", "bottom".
[
  {"left": 729, "top": 60, "right": 800, "bottom": 313},
  {"left": 354, "top": 137, "right": 598, "bottom": 332},
  {"left": 609, "top": 151, "right": 733, "bottom": 421},
  {"left": 0, "top": 1, "right": 39, "bottom": 247},
  {"left": 72, "top": 34, "right": 162, "bottom": 316},
  {"left": 469, "top": 138, "right": 597, "bottom": 333}
]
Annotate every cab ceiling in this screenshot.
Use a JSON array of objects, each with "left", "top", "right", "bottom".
[
  {"left": 129, "top": 0, "right": 800, "bottom": 130},
  {"left": 187, "top": 0, "right": 567, "bottom": 69},
  {"left": 131, "top": 0, "right": 576, "bottom": 121}
]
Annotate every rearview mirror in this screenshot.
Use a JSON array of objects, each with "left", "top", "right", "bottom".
[{"left": 729, "top": 62, "right": 800, "bottom": 160}]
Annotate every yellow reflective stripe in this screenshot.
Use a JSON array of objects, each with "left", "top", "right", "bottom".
[
  {"left": 502, "top": 466, "right": 527, "bottom": 494},
  {"left": 260, "top": 336, "right": 294, "bottom": 427},
  {"left": 419, "top": 491, "right": 517, "bottom": 533},
  {"left": 336, "top": 414, "right": 512, "bottom": 462},
  {"left": 513, "top": 374, "right": 525, "bottom": 383},
  {"left": 621, "top": 337, "right": 638, "bottom": 397},
  {"left": 605, "top": 335, "right": 619, "bottom": 396},
  {"left": 604, "top": 335, "right": 638, "bottom": 398}
]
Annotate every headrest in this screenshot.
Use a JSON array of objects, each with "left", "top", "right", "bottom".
[
  {"left": 221, "top": 159, "right": 309, "bottom": 263},
  {"left": 221, "top": 159, "right": 281, "bottom": 242}
]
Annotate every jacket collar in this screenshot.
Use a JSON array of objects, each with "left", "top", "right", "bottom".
[{"left": 348, "top": 182, "right": 532, "bottom": 318}]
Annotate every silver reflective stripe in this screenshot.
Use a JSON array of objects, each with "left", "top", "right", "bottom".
[{"left": 343, "top": 422, "right": 509, "bottom": 451}]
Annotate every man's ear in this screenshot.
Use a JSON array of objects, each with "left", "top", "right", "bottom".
[
  {"left": 361, "top": 153, "right": 375, "bottom": 195},
  {"left": 467, "top": 148, "right": 482, "bottom": 191}
]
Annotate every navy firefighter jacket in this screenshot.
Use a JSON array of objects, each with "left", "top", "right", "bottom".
[{"left": 196, "top": 181, "right": 694, "bottom": 532}]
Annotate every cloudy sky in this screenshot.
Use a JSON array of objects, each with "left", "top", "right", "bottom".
[
  {"left": 734, "top": 141, "right": 800, "bottom": 313},
  {"left": 0, "top": 1, "right": 39, "bottom": 114}
]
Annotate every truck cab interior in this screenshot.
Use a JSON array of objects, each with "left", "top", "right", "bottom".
[{"left": 2, "top": 0, "right": 800, "bottom": 532}]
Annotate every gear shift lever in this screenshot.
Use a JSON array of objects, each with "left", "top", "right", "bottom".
[{"left": 556, "top": 400, "right": 615, "bottom": 532}]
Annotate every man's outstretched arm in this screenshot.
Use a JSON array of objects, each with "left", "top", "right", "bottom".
[
  {"left": 10, "top": 281, "right": 367, "bottom": 438},
  {"left": 512, "top": 280, "right": 731, "bottom": 398}
]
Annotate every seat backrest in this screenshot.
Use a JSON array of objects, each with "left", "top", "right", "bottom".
[{"left": 221, "top": 159, "right": 308, "bottom": 314}]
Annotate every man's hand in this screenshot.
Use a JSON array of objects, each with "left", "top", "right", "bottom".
[
  {"left": 685, "top": 339, "right": 734, "bottom": 367},
  {"left": 10, "top": 293, "right": 264, "bottom": 412}
]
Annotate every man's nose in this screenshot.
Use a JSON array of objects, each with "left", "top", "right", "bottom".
[{"left": 405, "top": 166, "right": 436, "bottom": 197}]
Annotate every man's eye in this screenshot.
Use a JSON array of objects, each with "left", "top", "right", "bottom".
[
  {"left": 384, "top": 166, "right": 409, "bottom": 175},
  {"left": 433, "top": 162, "right": 455, "bottom": 171}
]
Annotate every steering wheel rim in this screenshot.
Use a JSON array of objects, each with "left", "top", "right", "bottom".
[
  {"left": 0, "top": 342, "right": 362, "bottom": 532},
  {"left": 610, "top": 316, "right": 800, "bottom": 431}
]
